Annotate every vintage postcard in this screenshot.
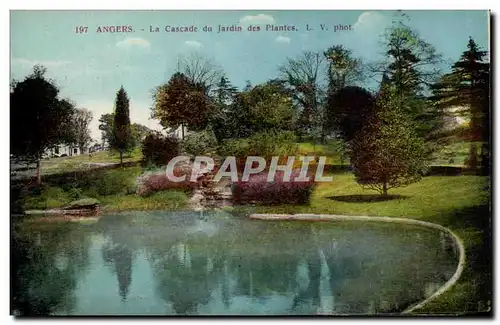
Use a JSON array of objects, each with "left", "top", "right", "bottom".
[{"left": 10, "top": 10, "right": 491, "bottom": 316}]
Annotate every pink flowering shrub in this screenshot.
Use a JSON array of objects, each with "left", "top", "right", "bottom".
[
  {"left": 231, "top": 169, "right": 316, "bottom": 205},
  {"left": 136, "top": 167, "right": 197, "bottom": 196}
]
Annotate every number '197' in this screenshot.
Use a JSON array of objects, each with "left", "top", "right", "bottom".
[{"left": 76, "top": 26, "right": 88, "bottom": 33}]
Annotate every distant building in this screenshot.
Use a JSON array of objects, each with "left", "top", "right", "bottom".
[
  {"left": 44, "top": 145, "right": 79, "bottom": 158},
  {"left": 44, "top": 144, "right": 96, "bottom": 158}
]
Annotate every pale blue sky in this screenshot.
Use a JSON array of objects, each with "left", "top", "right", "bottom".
[{"left": 10, "top": 10, "right": 489, "bottom": 140}]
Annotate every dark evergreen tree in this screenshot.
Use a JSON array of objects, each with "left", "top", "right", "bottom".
[
  {"left": 210, "top": 76, "right": 238, "bottom": 142},
  {"left": 430, "top": 37, "right": 490, "bottom": 174},
  {"left": 111, "top": 86, "right": 133, "bottom": 166}
]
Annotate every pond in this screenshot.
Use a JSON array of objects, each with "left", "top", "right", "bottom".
[{"left": 11, "top": 210, "right": 459, "bottom": 316}]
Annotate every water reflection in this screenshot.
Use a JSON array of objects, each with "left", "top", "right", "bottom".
[
  {"left": 11, "top": 212, "right": 459, "bottom": 315},
  {"left": 11, "top": 221, "right": 91, "bottom": 315}
]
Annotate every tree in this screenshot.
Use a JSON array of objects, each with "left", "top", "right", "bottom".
[
  {"left": 131, "top": 123, "right": 152, "bottom": 147},
  {"left": 323, "top": 45, "right": 365, "bottom": 152},
  {"left": 10, "top": 65, "right": 75, "bottom": 184},
  {"left": 72, "top": 108, "right": 93, "bottom": 155},
  {"left": 235, "top": 81, "right": 296, "bottom": 136},
  {"left": 430, "top": 38, "right": 490, "bottom": 174},
  {"left": 152, "top": 73, "right": 213, "bottom": 139},
  {"left": 210, "top": 75, "right": 238, "bottom": 142},
  {"left": 176, "top": 52, "right": 223, "bottom": 91},
  {"left": 55, "top": 99, "right": 79, "bottom": 155},
  {"left": 324, "top": 45, "right": 364, "bottom": 93},
  {"left": 375, "top": 20, "right": 443, "bottom": 142},
  {"left": 350, "top": 81, "right": 428, "bottom": 196},
  {"left": 111, "top": 86, "right": 133, "bottom": 166},
  {"left": 279, "top": 51, "right": 325, "bottom": 141},
  {"left": 325, "top": 86, "right": 376, "bottom": 143},
  {"left": 98, "top": 113, "right": 114, "bottom": 147}
]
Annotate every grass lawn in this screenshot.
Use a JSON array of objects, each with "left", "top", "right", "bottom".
[
  {"left": 296, "top": 140, "right": 481, "bottom": 167},
  {"left": 230, "top": 172, "right": 491, "bottom": 315},
  {"left": 296, "top": 140, "right": 346, "bottom": 165},
  {"left": 98, "top": 190, "right": 188, "bottom": 212},
  {"left": 431, "top": 141, "right": 482, "bottom": 167},
  {"left": 35, "top": 148, "right": 143, "bottom": 176},
  {"left": 19, "top": 164, "right": 189, "bottom": 213}
]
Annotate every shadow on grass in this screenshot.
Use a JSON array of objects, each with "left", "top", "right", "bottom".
[
  {"left": 423, "top": 203, "right": 492, "bottom": 315},
  {"left": 326, "top": 194, "right": 408, "bottom": 203},
  {"left": 439, "top": 203, "right": 491, "bottom": 231}
]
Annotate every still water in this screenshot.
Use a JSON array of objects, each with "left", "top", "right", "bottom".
[{"left": 11, "top": 210, "right": 459, "bottom": 316}]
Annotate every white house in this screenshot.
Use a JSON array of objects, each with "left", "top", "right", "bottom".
[{"left": 44, "top": 144, "right": 86, "bottom": 158}]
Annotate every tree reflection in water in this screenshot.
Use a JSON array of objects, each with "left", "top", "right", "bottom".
[
  {"left": 99, "top": 215, "right": 137, "bottom": 302},
  {"left": 11, "top": 221, "right": 91, "bottom": 316},
  {"left": 11, "top": 212, "right": 459, "bottom": 315}
]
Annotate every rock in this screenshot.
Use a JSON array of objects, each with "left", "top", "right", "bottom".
[
  {"left": 24, "top": 198, "right": 101, "bottom": 218},
  {"left": 64, "top": 198, "right": 100, "bottom": 210}
]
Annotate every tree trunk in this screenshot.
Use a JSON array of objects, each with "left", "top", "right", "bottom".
[
  {"left": 36, "top": 159, "right": 41, "bottom": 185},
  {"left": 119, "top": 150, "right": 123, "bottom": 168},
  {"left": 382, "top": 182, "right": 388, "bottom": 196},
  {"left": 466, "top": 143, "right": 478, "bottom": 169},
  {"left": 481, "top": 143, "right": 489, "bottom": 176},
  {"left": 181, "top": 123, "right": 185, "bottom": 140}
]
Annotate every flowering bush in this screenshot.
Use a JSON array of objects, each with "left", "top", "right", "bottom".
[
  {"left": 231, "top": 168, "right": 316, "bottom": 205},
  {"left": 136, "top": 167, "right": 197, "bottom": 196}
]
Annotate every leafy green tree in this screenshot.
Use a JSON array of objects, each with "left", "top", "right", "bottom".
[
  {"left": 152, "top": 73, "right": 212, "bottom": 139},
  {"left": 350, "top": 82, "right": 428, "bottom": 196},
  {"left": 181, "top": 128, "right": 218, "bottom": 156},
  {"left": 55, "top": 99, "right": 79, "bottom": 154},
  {"left": 72, "top": 108, "right": 93, "bottom": 155},
  {"left": 98, "top": 113, "right": 114, "bottom": 147},
  {"left": 131, "top": 123, "right": 152, "bottom": 147},
  {"left": 10, "top": 65, "right": 76, "bottom": 184},
  {"left": 430, "top": 37, "right": 490, "bottom": 174},
  {"left": 279, "top": 51, "right": 325, "bottom": 141},
  {"left": 324, "top": 45, "right": 364, "bottom": 93},
  {"left": 228, "top": 81, "right": 296, "bottom": 138},
  {"left": 99, "top": 113, "right": 150, "bottom": 149},
  {"left": 376, "top": 21, "right": 443, "bottom": 143},
  {"left": 111, "top": 86, "right": 133, "bottom": 166}
]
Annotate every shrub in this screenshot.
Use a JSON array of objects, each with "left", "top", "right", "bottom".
[
  {"left": 218, "top": 138, "right": 250, "bottom": 159},
  {"left": 218, "top": 130, "right": 297, "bottom": 169},
  {"left": 136, "top": 168, "right": 197, "bottom": 197},
  {"left": 182, "top": 128, "right": 218, "bottom": 156},
  {"left": 94, "top": 170, "right": 134, "bottom": 196},
  {"left": 231, "top": 169, "right": 315, "bottom": 205},
  {"left": 23, "top": 186, "right": 71, "bottom": 210},
  {"left": 247, "top": 130, "right": 297, "bottom": 158},
  {"left": 141, "top": 131, "right": 180, "bottom": 167},
  {"left": 68, "top": 187, "right": 84, "bottom": 200}
]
